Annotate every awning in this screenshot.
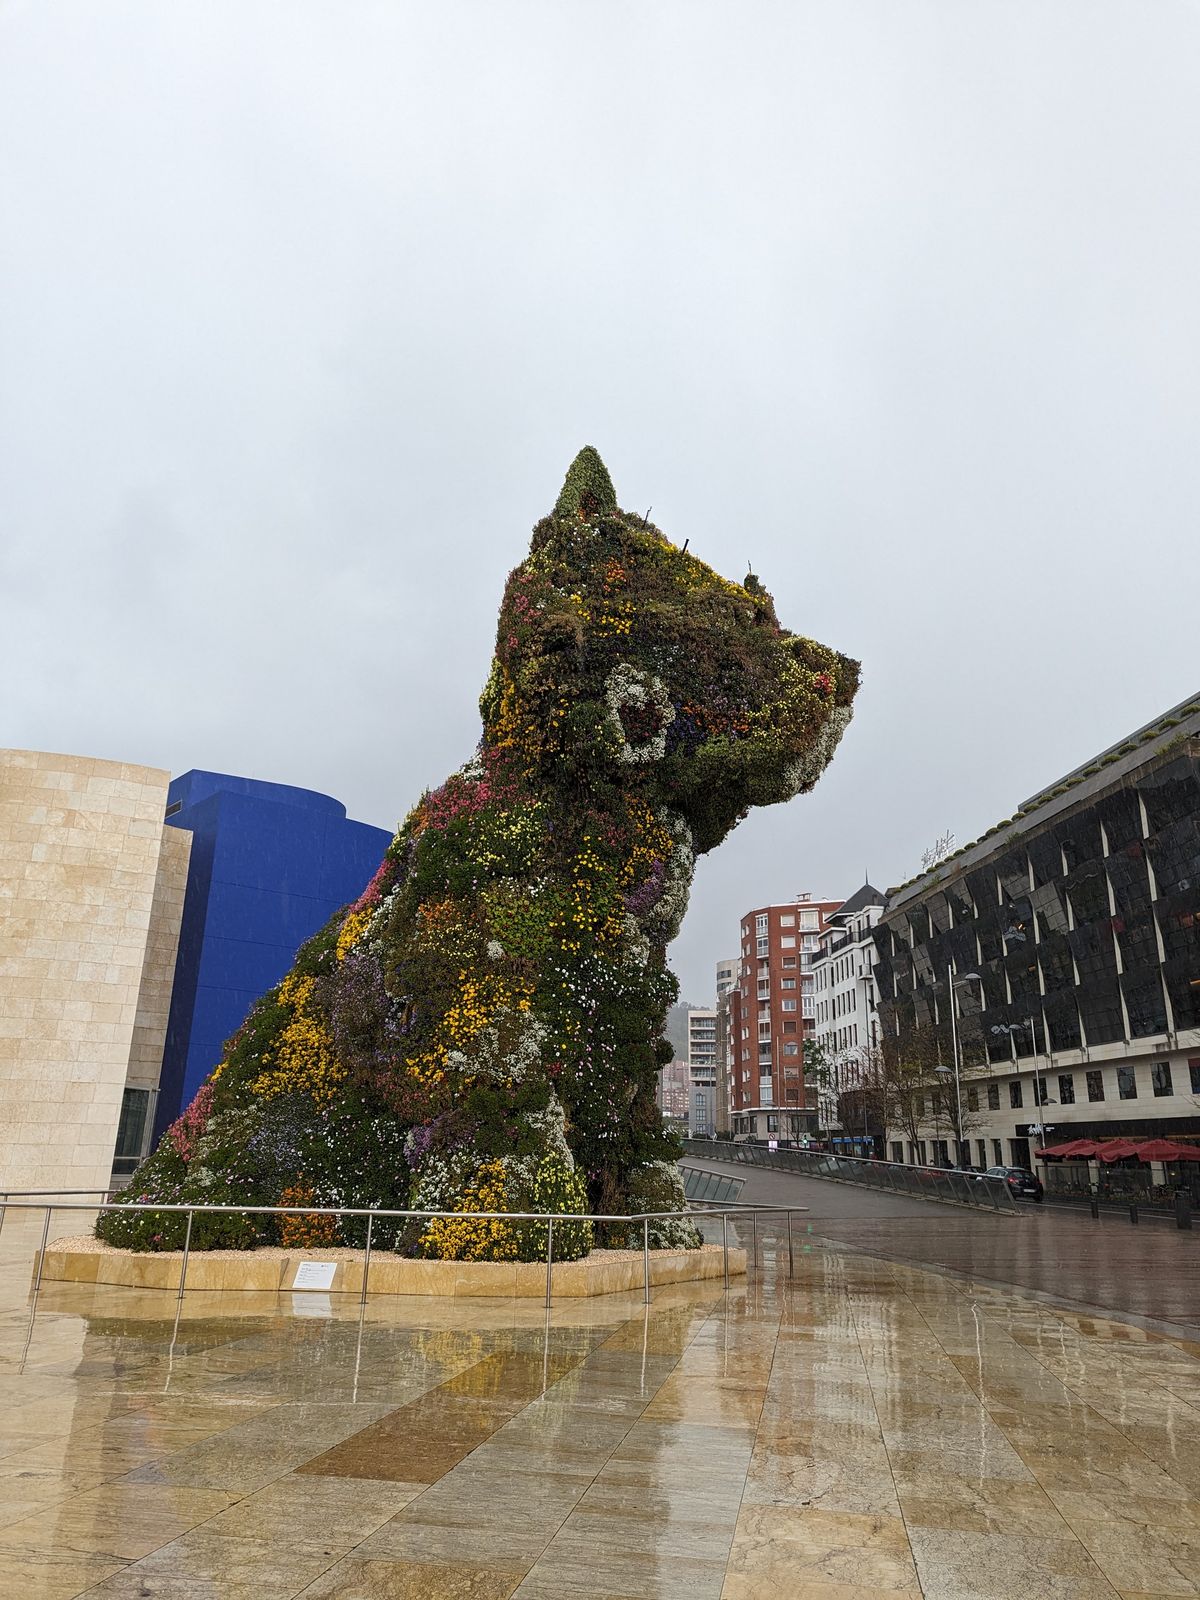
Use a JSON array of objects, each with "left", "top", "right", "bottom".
[
  {"left": 1036, "top": 1139, "right": 1099, "bottom": 1158},
  {"left": 1095, "top": 1139, "right": 1142, "bottom": 1162},
  {"left": 1035, "top": 1136, "right": 1200, "bottom": 1162},
  {"left": 1135, "top": 1138, "right": 1200, "bottom": 1162}
]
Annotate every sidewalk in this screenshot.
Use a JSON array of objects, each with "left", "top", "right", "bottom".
[{"left": 686, "top": 1157, "right": 1200, "bottom": 1340}]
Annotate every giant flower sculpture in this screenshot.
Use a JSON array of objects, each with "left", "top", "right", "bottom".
[{"left": 100, "top": 450, "right": 859, "bottom": 1261}]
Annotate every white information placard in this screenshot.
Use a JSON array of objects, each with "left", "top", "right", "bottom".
[{"left": 292, "top": 1260, "right": 337, "bottom": 1291}]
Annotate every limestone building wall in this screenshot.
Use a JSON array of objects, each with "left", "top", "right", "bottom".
[
  {"left": 126, "top": 827, "right": 191, "bottom": 1096},
  {"left": 0, "top": 750, "right": 183, "bottom": 1195}
]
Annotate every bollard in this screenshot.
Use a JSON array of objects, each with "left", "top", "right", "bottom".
[
  {"left": 1089, "top": 1195, "right": 1100, "bottom": 1220},
  {"left": 1175, "top": 1190, "right": 1193, "bottom": 1231},
  {"left": 1128, "top": 1202, "right": 1139, "bottom": 1226}
]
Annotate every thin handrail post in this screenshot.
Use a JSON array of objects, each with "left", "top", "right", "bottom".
[
  {"left": 177, "top": 1210, "right": 193, "bottom": 1302},
  {"left": 31, "top": 1204, "right": 52, "bottom": 1304},
  {"left": 787, "top": 1207, "right": 794, "bottom": 1278},
  {"left": 750, "top": 1208, "right": 757, "bottom": 1269},
  {"left": 642, "top": 1216, "right": 651, "bottom": 1305},
  {"left": 360, "top": 1212, "right": 374, "bottom": 1308},
  {"left": 722, "top": 1213, "right": 729, "bottom": 1288},
  {"left": 544, "top": 1216, "right": 554, "bottom": 1310}
]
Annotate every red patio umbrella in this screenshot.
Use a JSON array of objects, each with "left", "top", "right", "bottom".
[
  {"left": 1135, "top": 1139, "right": 1200, "bottom": 1162},
  {"left": 1095, "top": 1139, "right": 1141, "bottom": 1161},
  {"left": 1037, "top": 1138, "right": 1100, "bottom": 1158}
]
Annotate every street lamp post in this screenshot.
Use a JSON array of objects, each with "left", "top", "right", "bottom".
[
  {"left": 990, "top": 1016, "right": 1054, "bottom": 1171},
  {"left": 938, "top": 967, "right": 981, "bottom": 1165}
]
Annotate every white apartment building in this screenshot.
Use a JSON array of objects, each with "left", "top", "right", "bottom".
[
  {"left": 687, "top": 1006, "right": 718, "bottom": 1135},
  {"left": 811, "top": 883, "right": 886, "bottom": 1148},
  {"left": 713, "top": 959, "right": 738, "bottom": 1135}
]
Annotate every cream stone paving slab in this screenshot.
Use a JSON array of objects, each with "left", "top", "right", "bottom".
[
  {"left": 0, "top": 1546, "right": 126, "bottom": 1599},
  {"left": 724, "top": 1505, "right": 919, "bottom": 1592},
  {"left": 297, "top": 1556, "right": 526, "bottom": 1598},
  {"left": 906, "top": 1524, "right": 1123, "bottom": 1599},
  {"left": 1070, "top": 1521, "right": 1200, "bottom": 1596},
  {"left": 0, "top": 1481, "right": 236, "bottom": 1561},
  {"left": 196, "top": 1473, "right": 426, "bottom": 1547}
]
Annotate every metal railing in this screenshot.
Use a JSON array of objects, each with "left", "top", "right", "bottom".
[
  {"left": 682, "top": 1140, "right": 1020, "bottom": 1213},
  {"left": 0, "top": 1193, "right": 813, "bottom": 1335}
]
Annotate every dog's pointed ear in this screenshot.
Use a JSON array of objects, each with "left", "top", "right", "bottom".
[{"left": 553, "top": 447, "right": 618, "bottom": 521}]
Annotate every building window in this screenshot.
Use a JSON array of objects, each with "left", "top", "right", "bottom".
[
  {"left": 992, "top": 1139, "right": 1004, "bottom": 1165},
  {"left": 756, "top": 938, "right": 769, "bottom": 957},
  {"left": 933, "top": 1140, "right": 949, "bottom": 1165},
  {"left": 914, "top": 1092, "right": 925, "bottom": 1117},
  {"left": 987, "top": 1083, "right": 1000, "bottom": 1110},
  {"left": 780, "top": 937, "right": 796, "bottom": 949},
  {"left": 756, "top": 914, "right": 768, "bottom": 933},
  {"left": 779, "top": 914, "right": 795, "bottom": 927},
  {"left": 1086, "top": 1069, "right": 1105, "bottom": 1102},
  {"left": 890, "top": 1142, "right": 904, "bottom": 1163},
  {"left": 783, "top": 1041, "right": 798, "bottom": 1055},
  {"left": 114, "top": 1088, "right": 151, "bottom": 1164},
  {"left": 1058, "top": 1074, "right": 1075, "bottom": 1105},
  {"left": 800, "top": 911, "right": 819, "bottom": 930},
  {"left": 1009, "top": 1081, "right": 1023, "bottom": 1108},
  {"left": 966, "top": 1087, "right": 978, "bottom": 1112},
  {"left": 781, "top": 999, "right": 796, "bottom": 1012},
  {"left": 1151, "top": 1061, "right": 1173, "bottom": 1098},
  {"left": 976, "top": 1140, "right": 988, "bottom": 1167},
  {"left": 1118, "top": 1066, "right": 1138, "bottom": 1100},
  {"left": 1191, "top": 1059, "right": 1200, "bottom": 1095},
  {"left": 782, "top": 957, "right": 796, "bottom": 968},
  {"left": 782, "top": 978, "right": 796, "bottom": 989}
]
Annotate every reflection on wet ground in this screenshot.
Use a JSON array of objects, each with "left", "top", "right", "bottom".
[{"left": 1, "top": 1211, "right": 1199, "bottom": 1598}]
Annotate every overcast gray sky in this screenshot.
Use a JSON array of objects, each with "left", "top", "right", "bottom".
[{"left": 3, "top": 2, "right": 1198, "bottom": 1003}]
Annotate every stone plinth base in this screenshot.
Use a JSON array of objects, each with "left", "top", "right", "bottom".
[{"left": 36, "top": 1238, "right": 744, "bottom": 1299}]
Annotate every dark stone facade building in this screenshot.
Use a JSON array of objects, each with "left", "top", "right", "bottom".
[{"left": 873, "top": 695, "right": 1200, "bottom": 1170}]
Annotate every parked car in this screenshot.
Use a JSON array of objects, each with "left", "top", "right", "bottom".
[{"left": 983, "top": 1165, "right": 1044, "bottom": 1202}]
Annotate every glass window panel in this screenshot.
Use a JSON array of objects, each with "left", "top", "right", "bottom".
[
  {"left": 1121, "top": 967, "right": 1168, "bottom": 1038},
  {"left": 1086, "top": 1069, "right": 1105, "bottom": 1102},
  {"left": 1058, "top": 1073, "right": 1075, "bottom": 1104},
  {"left": 1151, "top": 1060, "right": 1173, "bottom": 1097},
  {"left": 1117, "top": 1065, "right": 1138, "bottom": 1099}
]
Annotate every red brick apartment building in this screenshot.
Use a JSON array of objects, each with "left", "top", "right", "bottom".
[{"left": 729, "top": 895, "right": 842, "bottom": 1141}]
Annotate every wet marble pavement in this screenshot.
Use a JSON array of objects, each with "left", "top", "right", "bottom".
[{"left": 1, "top": 1214, "right": 1199, "bottom": 1599}]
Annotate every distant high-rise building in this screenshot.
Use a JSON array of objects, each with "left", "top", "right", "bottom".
[
  {"left": 687, "top": 1007, "right": 718, "bottom": 1135},
  {"left": 657, "top": 1057, "right": 691, "bottom": 1128},
  {"left": 729, "top": 893, "right": 842, "bottom": 1141},
  {"left": 714, "top": 958, "right": 738, "bottom": 1135}
]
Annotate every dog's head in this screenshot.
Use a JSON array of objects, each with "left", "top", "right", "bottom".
[{"left": 481, "top": 448, "right": 859, "bottom": 853}]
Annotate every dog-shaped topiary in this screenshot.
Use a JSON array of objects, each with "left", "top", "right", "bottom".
[{"left": 99, "top": 450, "right": 859, "bottom": 1260}]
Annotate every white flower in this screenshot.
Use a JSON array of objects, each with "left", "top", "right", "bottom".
[
  {"left": 785, "top": 705, "right": 853, "bottom": 796},
  {"left": 604, "top": 664, "right": 673, "bottom": 766}
]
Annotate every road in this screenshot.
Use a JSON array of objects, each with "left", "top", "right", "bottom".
[{"left": 684, "top": 1156, "right": 1200, "bottom": 1339}]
